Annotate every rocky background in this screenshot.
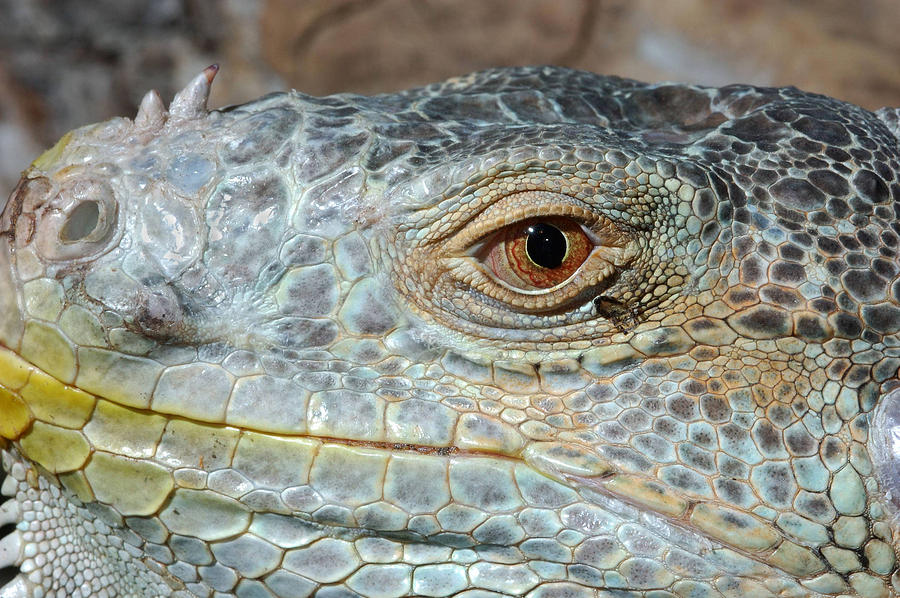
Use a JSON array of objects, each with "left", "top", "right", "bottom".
[
  {"left": 1, "top": 0, "right": 900, "bottom": 194},
  {"left": 1, "top": 0, "right": 900, "bottom": 589}
]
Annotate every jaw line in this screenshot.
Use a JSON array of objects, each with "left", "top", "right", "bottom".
[{"left": 0, "top": 344, "right": 815, "bottom": 578}]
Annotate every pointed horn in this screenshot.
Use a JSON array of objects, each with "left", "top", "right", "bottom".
[
  {"left": 134, "top": 89, "right": 166, "bottom": 129},
  {"left": 169, "top": 64, "right": 219, "bottom": 119}
]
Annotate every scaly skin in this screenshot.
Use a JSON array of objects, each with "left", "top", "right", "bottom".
[{"left": 0, "top": 66, "right": 899, "bottom": 597}]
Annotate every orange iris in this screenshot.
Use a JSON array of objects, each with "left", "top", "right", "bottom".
[{"left": 484, "top": 216, "right": 592, "bottom": 290}]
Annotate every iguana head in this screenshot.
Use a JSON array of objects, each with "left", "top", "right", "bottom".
[{"left": 1, "top": 66, "right": 899, "bottom": 597}]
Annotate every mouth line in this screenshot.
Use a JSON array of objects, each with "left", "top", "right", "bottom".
[
  {"left": 296, "top": 436, "right": 462, "bottom": 456},
  {"left": 0, "top": 344, "right": 826, "bottom": 580}
]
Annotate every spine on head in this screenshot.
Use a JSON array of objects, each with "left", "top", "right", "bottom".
[{"left": 134, "top": 64, "right": 219, "bottom": 131}]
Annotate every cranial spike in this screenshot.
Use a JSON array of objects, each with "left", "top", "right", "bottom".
[
  {"left": 169, "top": 64, "right": 219, "bottom": 119},
  {"left": 134, "top": 89, "right": 166, "bottom": 129}
]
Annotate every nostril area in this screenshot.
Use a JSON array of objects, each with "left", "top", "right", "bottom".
[
  {"left": 60, "top": 200, "right": 101, "bottom": 243},
  {"left": 25, "top": 174, "right": 120, "bottom": 262}
]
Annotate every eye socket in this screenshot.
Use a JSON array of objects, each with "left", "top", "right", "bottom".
[
  {"left": 417, "top": 190, "right": 640, "bottom": 316},
  {"left": 481, "top": 216, "right": 593, "bottom": 291}
]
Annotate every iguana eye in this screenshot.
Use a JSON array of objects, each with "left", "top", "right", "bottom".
[
  {"left": 418, "top": 191, "right": 643, "bottom": 315},
  {"left": 481, "top": 216, "right": 593, "bottom": 291}
]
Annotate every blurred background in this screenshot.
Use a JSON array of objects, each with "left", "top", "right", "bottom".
[
  {"left": 1, "top": 0, "right": 900, "bottom": 194},
  {"left": 1, "top": 0, "right": 900, "bottom": 589}
]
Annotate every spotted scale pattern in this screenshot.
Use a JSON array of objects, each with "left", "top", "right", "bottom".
[{"left": 0, "top": 66, "right": 899, "bottom": 597}]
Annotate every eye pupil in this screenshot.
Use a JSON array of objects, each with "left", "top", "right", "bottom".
[{"left": 525, "top": 222, "right": 567, "bottom": 269}]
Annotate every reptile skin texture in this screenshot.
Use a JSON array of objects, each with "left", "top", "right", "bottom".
[{"left": 0, "top": 65, "right": 899, "bottom": 597}]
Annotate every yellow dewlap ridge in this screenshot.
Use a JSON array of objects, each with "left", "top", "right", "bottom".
[
  {"left": 0, "top": 386, "right": 31, "bottom": 439},
  {"left": 0, "top": 346, "right": 36, "bottom": 440},
  {"left": 0, "top": 344, "right": 219, "bottom": 515},
  {"left": 0, "top": 345, "right": 100, "bottom": 439}
]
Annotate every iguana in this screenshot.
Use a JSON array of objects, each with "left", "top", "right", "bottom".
[{"left": 0, "top": 65, "right": 899, "bottom": 597}]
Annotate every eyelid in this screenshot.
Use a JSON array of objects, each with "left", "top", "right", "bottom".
[
  {"left": 443, "top": 252, "right": 618, "bottom": 311},
  {"left": 440, "top": 191, "right": 606, "bottom": 255}
]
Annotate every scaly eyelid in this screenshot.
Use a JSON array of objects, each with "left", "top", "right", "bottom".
[
  {"left": 440, "top": 191, "right": 608, "bottom": 256},
  {"left": 418, "top": 189, "right": 641, "bottom": 314},
  {"left": 470, "top": 241, "right": 636, "bottom": 296},
  {"left": 445, "top": 252, "right": 619, "bottom": 311}
]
